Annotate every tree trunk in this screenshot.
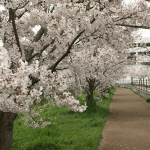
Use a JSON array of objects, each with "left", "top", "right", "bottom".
[
  {"left": 86, "top": 78, "right": 95, "bottom": 103},
  {"left": 87, "top": 89, "right": 94, "bottom": 102},
  {"left": 0, "top": 111, "right": 18, "bottom": 150}
]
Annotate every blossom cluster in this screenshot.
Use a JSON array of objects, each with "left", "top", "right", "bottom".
[
  {"left": 55, "top": 92, "right": 87, "bottom": 112},
  {"left": 0, "top": 46, "right": 87, "bottom": 128},
  {"left": 0, "top": 47, "right": 42, "bottom": 114},
  {"left": 0, "top": 46, "right": 87, "bottom": 115},
  {"left": 24, "top": 112, "right": 52, "bottom": 129}
]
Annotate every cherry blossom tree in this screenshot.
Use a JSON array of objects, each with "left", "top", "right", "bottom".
[
  {"left": 0, "top": 0, "right": 93, "bottom": 149},
  {"left": 126, "top": 63, "right": 150, "bottom": 79},
  {"left": 68, "top": 44, "right": 127, "bottom": 107},
  {"left": 0, "top": 0, "right": 150, "bottom": 149}
]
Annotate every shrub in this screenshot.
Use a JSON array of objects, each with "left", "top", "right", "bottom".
[{"left": 146, "top": 98, "right": 150, "bottom": 103}]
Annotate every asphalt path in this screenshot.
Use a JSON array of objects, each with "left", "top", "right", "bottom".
[{"left": 97, "top": 87, "right": 150, "bottom": 150}]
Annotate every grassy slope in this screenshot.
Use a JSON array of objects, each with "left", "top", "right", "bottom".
[{"left": 12, "top": 87, "right": 116, "bottom": 150}]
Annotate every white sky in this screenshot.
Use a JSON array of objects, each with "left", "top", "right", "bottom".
[
  {"left": 0, "top": 41, "right": 3, "bottom": 47},
  {"left": 123, "top": 0, "right": 150, "bottom": 5},
  {"left": 137, "top": 29, "right": 150, "bottom": 37},
  {"left": 0, "top": 5, "right": 5, "bottom": 11}
]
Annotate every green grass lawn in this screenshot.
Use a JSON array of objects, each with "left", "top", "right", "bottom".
[{"left": 12, "top": 87, "right": 116, "bottom": 150}]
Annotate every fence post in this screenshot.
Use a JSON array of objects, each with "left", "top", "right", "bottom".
[
  {"left": 143, "top": 78, "right": 144, "bottom": 91},
  {"left": 146, "top": 79, "right": 147, "bottom": 91},
  {"left": 148, "top": 79, "right": 149, "bottom": 92},
  {"left": 135, "top": 80, "right": 137, "bottom": 87},
  {"left": 131, "top": 77, "right": 133, "bottom": 85}
]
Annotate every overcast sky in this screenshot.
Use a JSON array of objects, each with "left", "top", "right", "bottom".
[{"left": 137, "top": 29, "right": 150, "bottom": 37}]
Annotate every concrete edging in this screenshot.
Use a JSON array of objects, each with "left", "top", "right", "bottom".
[{"left": 131, "top": 87, "right": 150, "bottom": 99}]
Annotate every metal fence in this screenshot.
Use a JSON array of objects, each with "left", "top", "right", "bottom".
[{"left": 116, "top": 79, "right": 150, "bottom": 92}]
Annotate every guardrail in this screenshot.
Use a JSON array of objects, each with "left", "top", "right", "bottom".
[
  {"left": 115, "top": 82, "right": 150, "bottom": 99},
  {"left": 115, "top": 79, "right": 150, "bottom": 93},
  {"left": 116, "top": 79, "right": 150, "bottom": 92}
]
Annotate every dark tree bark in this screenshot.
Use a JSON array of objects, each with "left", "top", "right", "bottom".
[
  {"left": 86, "top": 78, "right": 95, "bottom": 103},
  {"left": 0, "top": 111, "right": 18, "bottom": 150}
]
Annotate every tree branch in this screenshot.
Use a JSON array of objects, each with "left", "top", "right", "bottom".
[
  {"left": 90, "top": 18, "right": 96, "bottom": 24},
  {"left": 103, "top": 60, "right": 126, "bottom": 75},
  {"left": 27, "top": 75, "right": 40, "bottom": 89},
  {"left": 113, "top": 12, "right": 137, "bottom": 22},
  {"left": 48, "top": 29, "right": 85, "bottom": 72},
  {"left": 10, "top": 8, "right": 22, "bottom": 56},
  {"left": 75, "top": 29, "right": 99, "bottom": 44},
  {"left": 48, "top": 45, "right": 56, "bottom": 56},
  {"left": 115, "top": 23, "right": 150, "bottom": 29},
  {"left": 27, "top": 39, "right": 55, "bottom": 63},
  {"left": 27, "top": 44, "right": 50, "bottom": 63},
  {"left": 17, "top": 9, "right": 28, "bottom": 19},
  {"left": 27, "top": 53, "right": 40, "bottom": 63},
  {"left": 15, "top": 1, "right": 30, "bottom": 11},
  {"left": 55, "top": 67, "right": 68, "bottom": 71}
]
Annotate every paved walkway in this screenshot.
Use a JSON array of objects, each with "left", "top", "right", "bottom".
[{"left": 97, "top": 87, "right": 150, "bottom": 150}]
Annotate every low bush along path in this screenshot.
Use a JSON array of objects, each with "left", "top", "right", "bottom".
[{"left": 97, "top": 87, "right": 150, "bottom": 150}]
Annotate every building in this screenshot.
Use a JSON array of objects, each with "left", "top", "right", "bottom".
[
  {"left": 126, "top": 37, "right": 150, "bottom": 65},
  {"left": 116, "top": 37, "right": 150, "bottom": 84}
]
